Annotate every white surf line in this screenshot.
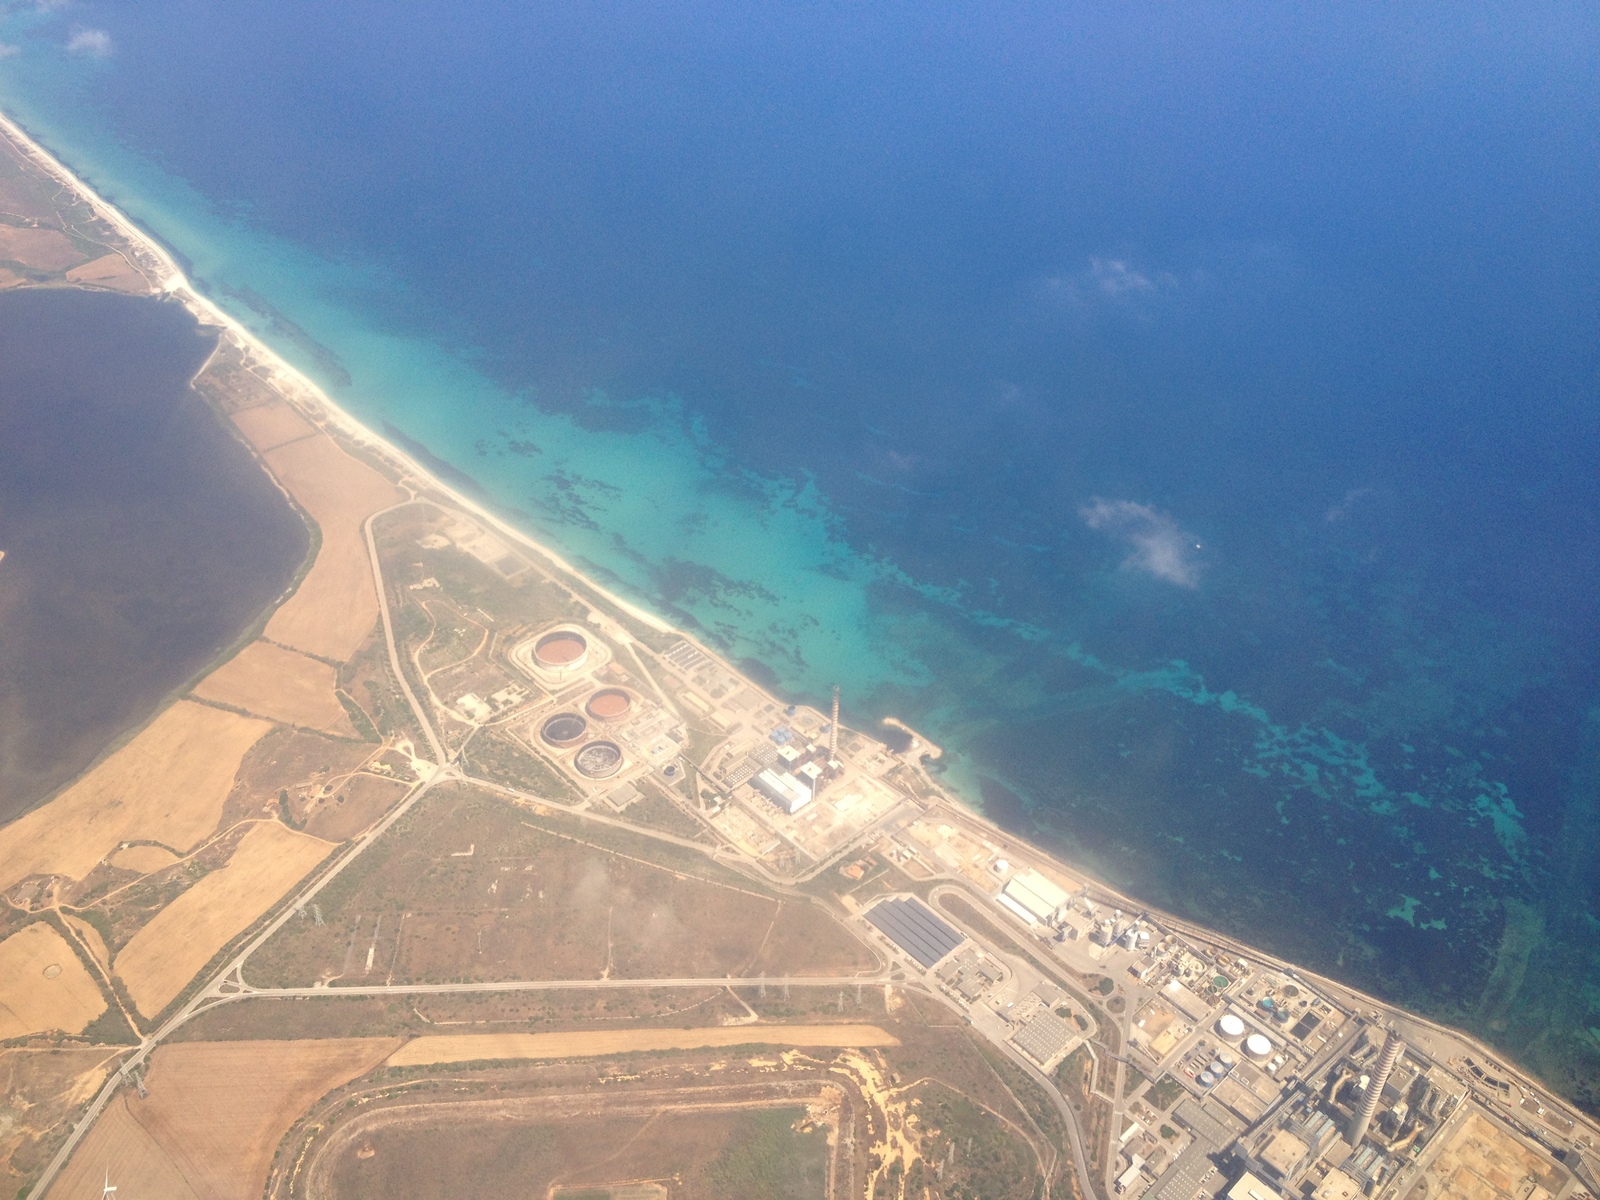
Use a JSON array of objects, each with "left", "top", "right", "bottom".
[{"left": 0, "top": 107, "right": 673, "bottom": 641}]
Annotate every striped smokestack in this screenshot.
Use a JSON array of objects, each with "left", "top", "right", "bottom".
[
  {"left": 1348, "top": 1029, "right": 1404, "bottom": 1146},
  {"left": 829, "top": 685, "right": 840, "bottom": 759}
]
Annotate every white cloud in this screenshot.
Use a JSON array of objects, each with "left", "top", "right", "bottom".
[
  {"left": 1041, "top": 255, "right": 1181, "bottom": 311},
  {"left": 66, "top": 26, "right": 113, "bottom": 58},
  {"left": 1080, "top": 497, "right": 1202, "bottom": 588},
  {"left": 1089, "top": 257, "right": 1158, "bottom": 296},
  {"left": 0, "top": 42, "right": 20, "bottom": 59},
  {"left": 1325, "top": 486, "right": 1377, "bottom": 523}
]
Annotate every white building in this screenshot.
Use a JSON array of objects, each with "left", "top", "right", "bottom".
[
  {"left": 1003, "top": 869, "right": 1072, "bottom": 924},
  {"left": 753, "top": 768, "right": 813, "bottom": 814}
]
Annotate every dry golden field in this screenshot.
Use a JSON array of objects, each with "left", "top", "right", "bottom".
[
  {"left": 0, "top": 701, "right": 273, "bottom": 890},
  {"left": 44, "top": 1099, "right": 201, "bottom": 1200},
  {"left": 193, "top": 639, "right": 358, "bottom": 736},
  {"left": 0, "top": 922, "right": 106, "bottom": 1038},
  {"left": 387, "top": 1024, "right": 900, "bottom": 1067},
  {"left": 231, "top": 397, "right": 318, "bottom": 452},
  {"left": 45, "top": 1038, "right": 399, "bottom": 1200},
  {"left": 260, "top": 433, "right": 403, "bottom": 662},
  {"left": 63, "top": 251, "right": 151, "bottom": 292},
  {"left": 0, "top": 224, "right": 83, "bottom": 271},
  {"left": 114, "top": 821, "right": 335, "bottom": 1018},
  {"left": 110, "top": 844, "right": 182, "bottom": 873}
]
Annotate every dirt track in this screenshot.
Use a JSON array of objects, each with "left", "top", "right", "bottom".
[{"left": 387, "top": 1024, "right": 900, "bottom": 1066}]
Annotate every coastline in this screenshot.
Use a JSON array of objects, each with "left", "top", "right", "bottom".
[
  {"left": 2, "top": 105, "right": 1597, "bottom": 1149},
  {"left": 0, "top": 107, "right": 672, "bottom": 647}
]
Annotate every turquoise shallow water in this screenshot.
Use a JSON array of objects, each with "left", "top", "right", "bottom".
[{"left": 2, "top": 1, "right": 1597, "bottom": 1111}]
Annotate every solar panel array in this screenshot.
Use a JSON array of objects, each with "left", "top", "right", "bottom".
[{"left": 866, "top": 897, "right": 965, "bottom": 968}]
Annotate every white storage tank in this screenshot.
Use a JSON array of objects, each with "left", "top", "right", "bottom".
[
  {"left": 1217, "top": 1013, "right": 1246, "bottom": 1039},
  {"left": 1245, "top": 1033, "right": 1273, "bottom": 1061}
]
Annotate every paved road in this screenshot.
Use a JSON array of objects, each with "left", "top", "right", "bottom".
[
  {"left": 220, "top": 974, "right": 892, "bottom": 1000},
  {"left": 920, "top": 884, "right": 1101, "bottom": 1200}
]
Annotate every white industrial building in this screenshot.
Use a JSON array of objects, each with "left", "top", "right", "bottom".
[
  {"left": 753, "top": 767, "right": 813, "bottom": 814},
  {"left": 1000, "top": 868, "right": 1072, "bottom": 925}
]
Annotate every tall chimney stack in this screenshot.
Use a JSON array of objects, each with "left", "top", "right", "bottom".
[
  {"left": 1348, "top": 1029, "right": 1404, "bottom": 1147},
  {"left": 829, "top": 685, "right": 840, "bottom": 759}
]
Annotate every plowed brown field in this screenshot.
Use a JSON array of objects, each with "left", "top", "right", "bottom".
[
  {"left": 231, "top": 398, "right": 317, "bottom": 452},
  {"left": 114, "top": 821, "right": 335, "bottom": 1018},
  {"left": 261, "top": 434, "right": 403, "bottom": 662},
  {"left": 0, "top": 224, "right": 83, "bottom": 270},
  {"left": 0, "top": 923, "right": 106, "bottom": 1038},
  {"left": 387, "top": 1024, "right": 899, "bottom": 1067},
  {"left": 46, "top": 1039, "right": 398, "bottom": 1200},
  {"left": 193, "top": 640, "right": 357, "bottom": 736},
  {"left": 64, "top": 251, "right": 150, "bottom": 292},
  {"left": 44, "top": 1099, "right": 200, "bottom": 1200},
  {"left": 0, "top": 701, "right": 272, "bottom": 889}
]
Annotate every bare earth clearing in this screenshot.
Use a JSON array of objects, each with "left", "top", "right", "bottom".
[{"left": 0, "top": 1048, "right": 122, "bottom": 1198}]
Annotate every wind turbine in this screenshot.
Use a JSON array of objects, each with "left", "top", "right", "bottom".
[{"left": 102, "top": 1167, "right": 117, "bottom": 1199}]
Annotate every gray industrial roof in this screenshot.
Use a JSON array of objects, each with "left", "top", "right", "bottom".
[
  {"left": 1014, "top": 1010, "right": 1075, "bottom": 1065},
  {"left": 866, "top": 897, "right": 965, "bottom": 968},
  {"left": 1145, "top": 1139, "right": 1217, "bottom": 1200}
]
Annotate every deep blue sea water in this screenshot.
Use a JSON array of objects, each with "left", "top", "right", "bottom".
[{"left": 2, "top": 1, "right": 1597, "bottom": 1106}]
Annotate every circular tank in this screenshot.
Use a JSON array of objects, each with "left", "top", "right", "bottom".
[
  {"left": 1217, "top": 1014, "right": 1246, "bottom": 1039},
  {"left": 1218, "top": 1051, "right": 1237, "bottom": 1067},
  {"left": 533, "top": 630, "right": 588, "bottom": 669},
  {"left": 540, "top": 712, "right": 588, "bottom": 747},
  {"left": 1210, "top": 1060, "right": 1229, "bottom": 1076},
  {"left": 573, "top": 740, "right": 623, "bottom": 779},
  {"left": 1245, "top": 1033, "right": 1273, "bottom": 1061},
  {"left": 585, "top": 688, "right": 633, "bottom": 722},
  {"left": 1199, "top": 1071, "right": 1216, "bottom": 1087}
]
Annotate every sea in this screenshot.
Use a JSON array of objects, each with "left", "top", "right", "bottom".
[{"left": 1, "top": 2, "right": 1596, "bottom": 1109}]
